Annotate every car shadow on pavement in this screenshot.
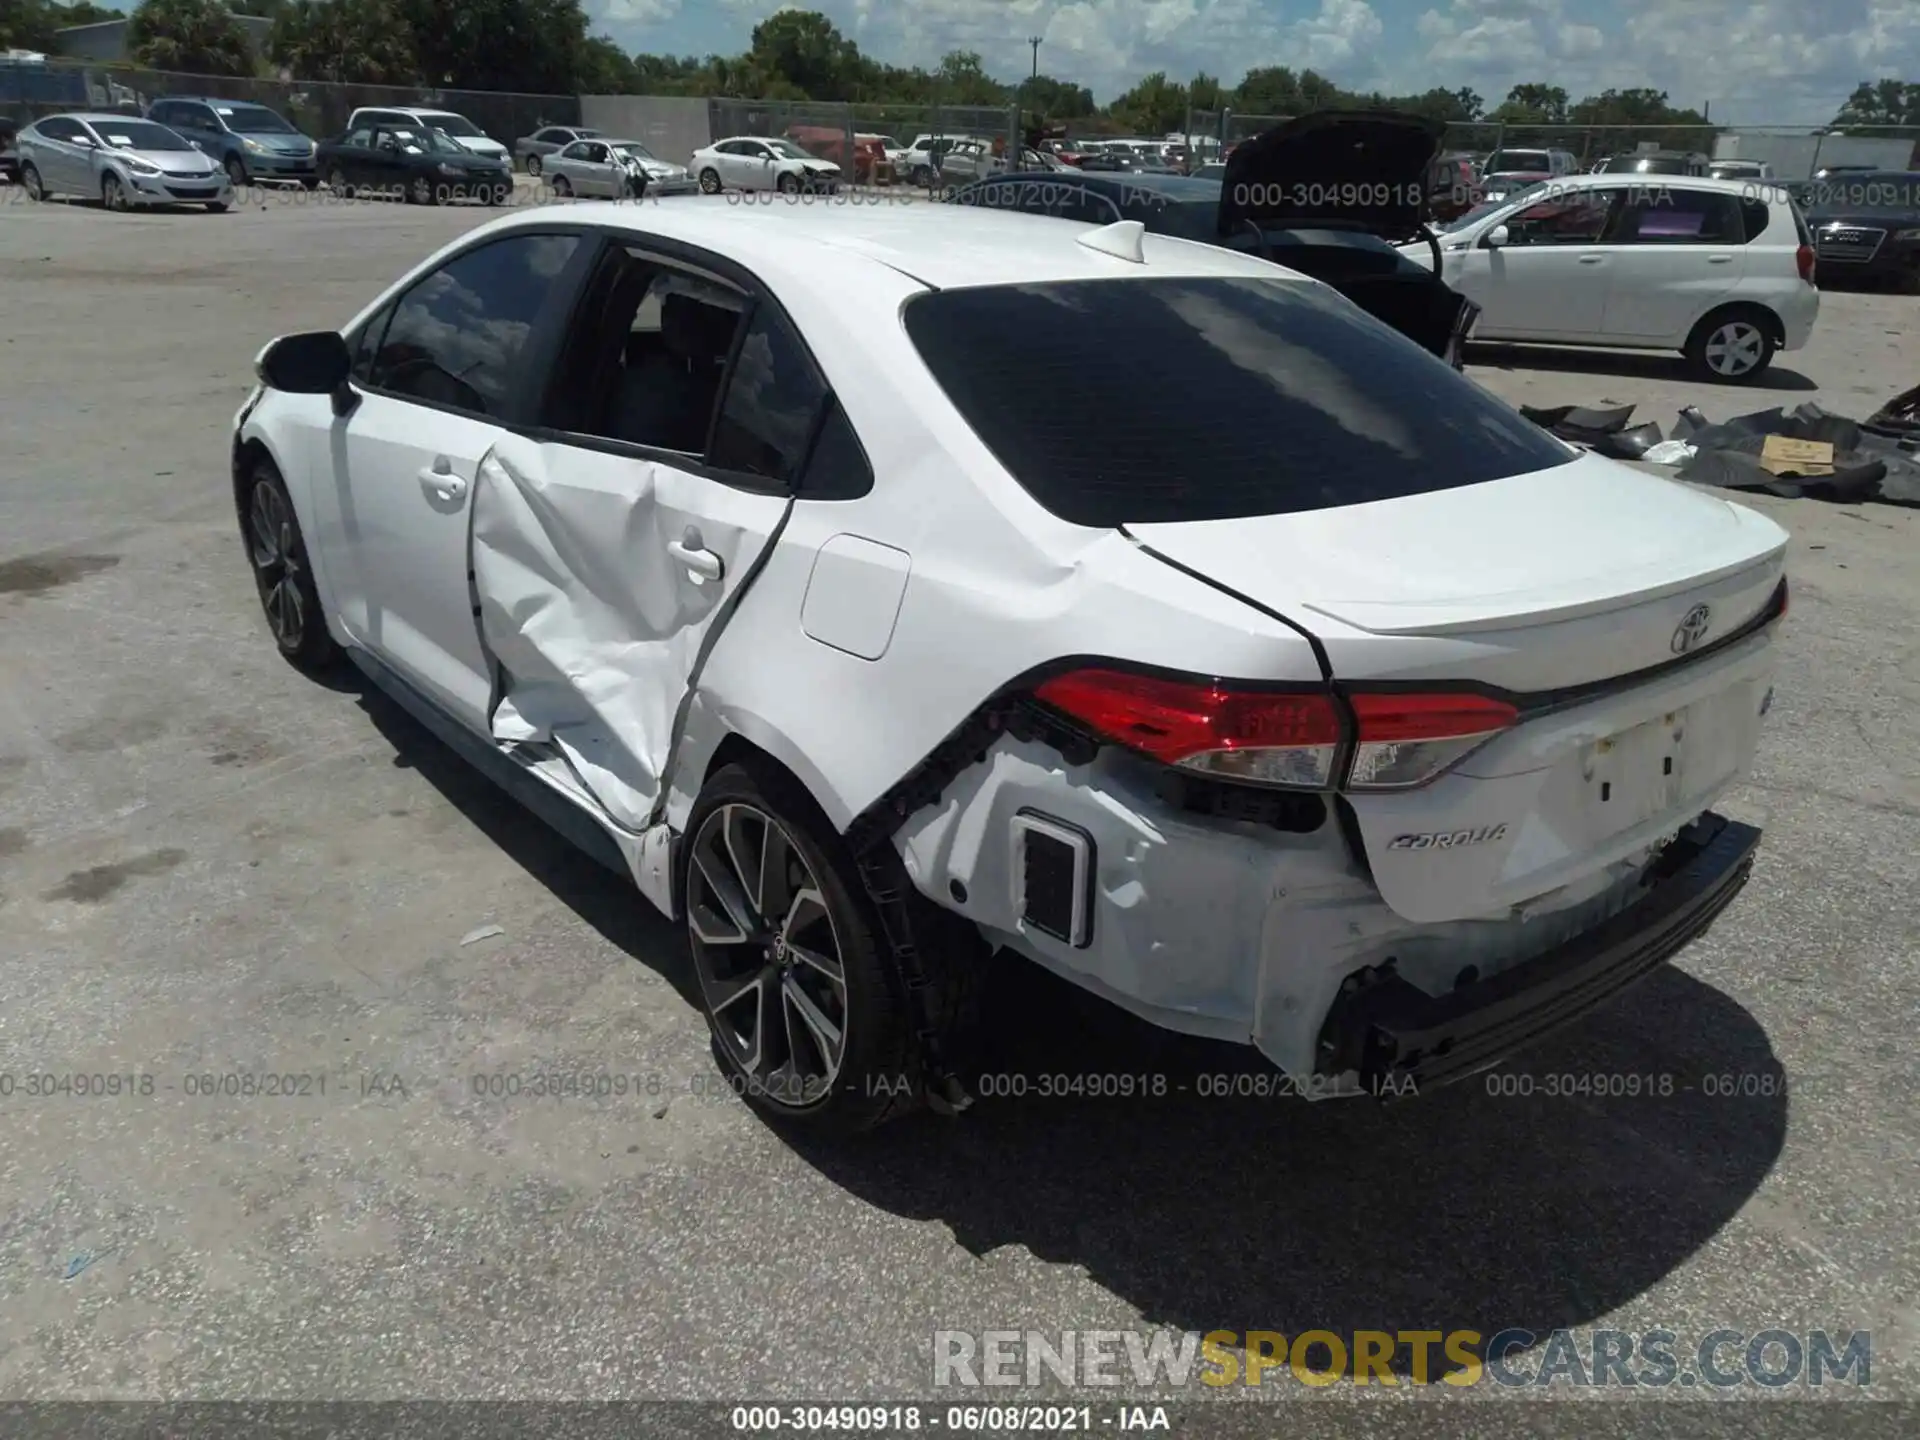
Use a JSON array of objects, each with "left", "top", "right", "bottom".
[
  {"left": 1468, "top": 343, "right": 1819, "bottom": 391},
  {"left": 348, "top": 673, "right": 700, "bottom": 1007},
  {"left": 791, "top": 954, "right": 1787, "bottom": 1380},
  {"left": 337, "top": 669, "right": 1785, "bottom": 1378}
]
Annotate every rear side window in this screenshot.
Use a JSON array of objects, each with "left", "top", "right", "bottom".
[
  {"left": 903, "top": 277, "right": 1572, "bottom": 527},
  {"left": 1739, "top": 198, "right": 1771, "bottom": 242},
  {"left": 709, "top": 307, "right": 826, "bottom": 483},
  {"left": 1611, "top": 188, "right": 1743, "bottom": 243}
]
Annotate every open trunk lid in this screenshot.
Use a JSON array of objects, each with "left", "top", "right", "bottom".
[
  {"left": 1217, "top": 109, "right": 1445, "bottom": 242},
  {"left": 1129, "top": 454, "right": 1789, "bottom": 923}
]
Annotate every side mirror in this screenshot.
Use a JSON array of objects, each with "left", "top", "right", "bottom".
[
  {"left": 258, "top": 330, "right": 351, "bottom": 394},
  {"left": 1484, "top": 224, "right": 1510, "bottom": 249}
]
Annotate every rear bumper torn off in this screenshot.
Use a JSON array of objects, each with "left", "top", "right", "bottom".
[{"left": 1315, "top": 812, "right": 1760, "bottom": 1093}]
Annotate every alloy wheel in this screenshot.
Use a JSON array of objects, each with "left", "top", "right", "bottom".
[
  {"left": 525, "top": 154, "right": 542, "bottom": 176},
  {"left": 1703, "top": 320, "right": 1766, "bottom": 377},
  {"left": 23, "top": 164, "right": 44, "bottom": 201},
  {"left": 248, "top": 480, "right": 306, "bottom": 649},
  {"left": 698, "top": 168, "right": 721, "bottom": 194},
  {"left": 102, "top": 173, "right": 127, "bottom": 211},
  {"left": 687, "top": 802, "right": 850, "bottom": 1108}
]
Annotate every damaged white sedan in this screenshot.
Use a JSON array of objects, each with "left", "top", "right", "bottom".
[{"left": 233, "top": 201, "right": 1788, "bottom": 1133}]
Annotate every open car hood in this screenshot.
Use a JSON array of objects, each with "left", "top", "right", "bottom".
[{"left": 1217, "top": 109, "right": 1445, "bottom": 241}]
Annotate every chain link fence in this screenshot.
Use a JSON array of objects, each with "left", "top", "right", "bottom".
[
  {"left": 706, "top": 98, "right": 1020, "bottom": 189},
  {"left": 0, "top": 57, "right": 578, "bottom": 149}
]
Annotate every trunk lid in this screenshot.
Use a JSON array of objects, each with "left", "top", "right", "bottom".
[
  {"left": 1217, "top": 109, "right": 1444, "bottom": 242},
  {"left": 1129, "top": 453, "right": 1788, "bottom": 924}
]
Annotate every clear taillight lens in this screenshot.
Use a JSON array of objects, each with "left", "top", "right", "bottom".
[
  {"left": 1344, "top": 692, "right": 1519, "bottom": 790},
  {"left": 1034, "top": 668, "right": 1343, "bottom": 789}
]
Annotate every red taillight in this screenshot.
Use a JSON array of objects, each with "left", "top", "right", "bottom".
[
  {"left": 1345, "top": 691, "right": 1518, "bottom": 791},
  {"left": 1796, "top": 244, "right": 1816, "bottom": 283},
  {"left": 1035, "top": 668, "right": 1342, "bottom": 788}
]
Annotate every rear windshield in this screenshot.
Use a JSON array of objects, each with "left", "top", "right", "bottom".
[
  {"left": 903, "top": 277, "right": 1572, "bottom": 527},
  {"left": 1487, "top": 150, "right": 1550, "bottom": 173}
]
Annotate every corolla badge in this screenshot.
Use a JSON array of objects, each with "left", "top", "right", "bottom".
[
  {"left": 1387, "top": 824, "right": 1508, "bottom": 851},
  {"left": 1671, "top": 603, "right": 1713, "bottom": 654}
]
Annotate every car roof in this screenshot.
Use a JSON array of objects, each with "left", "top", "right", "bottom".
[
  {"left": 1520, "top": 173, "right": 1768, "bottom": 196},
  {"left": 473, "top": 198, "right": 1298, "bottom": 292},
  {"left": 52, "top": 112, "right": 168, "bottom": 124}
]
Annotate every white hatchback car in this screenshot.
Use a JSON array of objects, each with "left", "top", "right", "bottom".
[
  {"left": 233, "top": 202, "right": 1787, "bottom": 1133},
  {"left": 1409, "top": 174, "right": 1819, "bottom": 381}
]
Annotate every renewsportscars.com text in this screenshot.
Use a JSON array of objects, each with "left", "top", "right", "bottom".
[{"left": 933, "top": 1327, "right": 1871, "bottom": 1388}]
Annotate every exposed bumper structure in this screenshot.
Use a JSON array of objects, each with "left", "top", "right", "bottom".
[{"left": 1316, "top": 812, "right": 1760, "bottom": 1092}]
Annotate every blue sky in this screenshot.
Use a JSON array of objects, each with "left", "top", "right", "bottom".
[{"left": 586, "top": 0, "right": 1918, "bottom": 124}]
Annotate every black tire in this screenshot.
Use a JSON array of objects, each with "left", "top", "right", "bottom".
[
  {"left": 21, "top": 162, "right": 46, "bottom": 201},
  {"left": 485, "top": 182, "right": 508, "bottom": 206},
  {"left": 550, "top": 174, "right": 571, "bottom": 197},
  {"left": 698, "top": 167, "right": 721, "bottom": 194},
  {"left": 224, "top": 154, "right": 248, "bottom": 189},
  {"left": 777, "top": 171, "right": 800, "bottom": 194},
  {"left": 524, "top": 154, "right": 542, "bottom": 176},
  {"left": 408, "top": 175, "right": 435, "bottom": 206},
  {"left": 683, "top": 762, "right": 917, "bottom": 1135},
  {"left": 204, "top": 199, "right": 228, "bottom": 213},
  {"left": 328, "top": 167, "right": 353, "bottom": 199},
  {"left": 240, "top": 457, "right": 339, "bottom": 674},
  {"left": 1684, "top": 306, "right": 1778, "bottom": 383},
  {"left": 301, "top": 176, "right": 321, "bottom": 191},
  {"left": 101, "top": 172, "right": 129, "bottom": 211},
  {"left": 911, "top": 165, "right": 934, "bottom": 188}
]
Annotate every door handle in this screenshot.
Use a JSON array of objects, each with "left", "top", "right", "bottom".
[
  {"left": 666, "top": 538, "right": 723, "bottom": 581},
  {"left": 417, "top": 457, "right": 466, "bottom": 502},
  {"left": 1707, "top": 254, "right": 1734, "bottom": 263},
  {"left": 1578, "top": 254, "right": 1605, "bottom": 263}
]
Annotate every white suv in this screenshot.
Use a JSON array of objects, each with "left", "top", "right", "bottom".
[
  {"left": 342, "top": 106, "right": 509, "bottom": 163},
  {"left": 1410, "top": 175, "right": 1818, "bottom": 381}
]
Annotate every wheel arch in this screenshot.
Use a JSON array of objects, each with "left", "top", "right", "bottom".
[{"left": 1691, "top": 299, "right": 1784, "bottom": 348}]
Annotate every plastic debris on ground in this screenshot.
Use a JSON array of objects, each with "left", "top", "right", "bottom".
[{"left": 1516, "top": 390, "right": 1920, "bottom": 507}]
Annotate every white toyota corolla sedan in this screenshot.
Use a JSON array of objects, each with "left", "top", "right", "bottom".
[{"left": 233, "top": 200, "right": 1788, "bottom": 1133}]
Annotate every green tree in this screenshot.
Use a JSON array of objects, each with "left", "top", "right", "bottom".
[
  {"left": 934, "top": 49, "right": 1007, "bottom": 106},
  {"left": 1833, "top": 78, "right": 1920, "bottom": 135},
  {"left": 1110, "top": 70, "right": 1186, "bottom": 132},
  {"left": 1568, "top": 86, "right": 1713, "bottom": 154},
  {"left": 2, "top": 0, "right": 123, "bottom": 50},
  {"left": 747, "top": 7, "right": 853, "bottom": 99},
  {"left": 268, "top": 0, "right": 414, "bottom": 85},
  {"left": 127, "top": 0, "right": 253, "bottom": 74},
  {"left": 395, "top": 0, "right": 591, "bottom": 95},
  {"left": 1026, "top": 74, "right": 1095, "bottom": 120},
  {"left": 575, "top": 34, "right": 634, "bottom": 94}
]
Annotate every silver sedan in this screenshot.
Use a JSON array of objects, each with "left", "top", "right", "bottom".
[
  {"left": 16, "top": 112, "right": 233, "bottom": 211},
  {"left": 542, "top": 139, "right": 697, "bottom": 198},
  {"left": 511, "top": 125, "right": 603, "bottom": 175}
]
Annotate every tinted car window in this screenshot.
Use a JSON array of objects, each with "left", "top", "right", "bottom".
[
  {"left": 370, "top": 233, "right": 580, "bottom": 417},
  {"left": 902, "top": 277, "right": 1572, "bottom": 527},
  {"left": 1738, "top": 198, "right": 1771, "bottom": 242},
  {"left": 796, "top": 399, "right": 873, "bottom": 500},
  {"left": 1611, "top": 188, "right": 1742, "bottom": 243},
  {"left": 1505, "top": 189, "right": 1614, "bottom": 243},
  {"left": 709, "top": 308, "right": 827, "bottom": 483},
  {"left": 38, "top": 118, "right": 82, "bottom": 141}
]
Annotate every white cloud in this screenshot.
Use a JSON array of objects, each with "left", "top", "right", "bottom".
[
  {"left": 596, "top": 0, "right": 681, "bottom": 25},
  {"left": 591, "top": 0, "right": 1920, "bottom": 120}
]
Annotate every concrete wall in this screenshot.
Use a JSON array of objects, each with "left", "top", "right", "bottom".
[
  {"left": 580, "top": 95, "right": 710, "bottom": 167},
  {"left": 1712, "top": 130, "right": 1918, "bottom": 178}
]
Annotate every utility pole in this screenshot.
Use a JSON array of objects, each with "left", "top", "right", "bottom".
[{"left": 1029, "top": 36, "right": 1042, "bottom": 81}]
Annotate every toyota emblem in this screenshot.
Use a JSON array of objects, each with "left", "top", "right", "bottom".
[{"left": 1671, "top": 603, "right": 1713, "bottom": 654}]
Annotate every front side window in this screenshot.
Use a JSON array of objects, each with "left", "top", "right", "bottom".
[
  {"left": 369, "top": 233, "right": 581, "bottom": 417},
  {"left": 1503, "top": 189, "right": 1615, "bottom": 244},
  {"left": 226, "top": 107, "right": 296, "bottom": 134},
  {"left": 903, "top": 276, "right": 1572, "bottom": 527},
  {"left": 420, "top": 112, "right": 482, "bottom": 138}
]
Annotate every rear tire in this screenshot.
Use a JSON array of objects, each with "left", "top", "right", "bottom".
[
  {"left": 240, "top": 458, "right": 339, "bottom": 674},
  {"left": 698, "top": 167, "right": 721, "bottom": 194},
  {"left": 683, "top": 762, "right": 917, "bottom": 1136},
  {"left": 550, "top": 174, "right": 571, "bottom": 197},
  {"left": 1684, "top": 307, "right": 1777, "bottom": 383},
  {"left": 525, "top": 154, "right": 542, "bottom": 176}
]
